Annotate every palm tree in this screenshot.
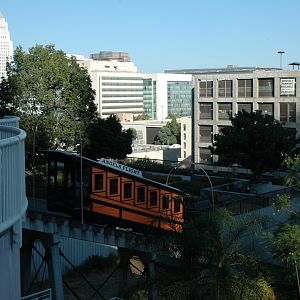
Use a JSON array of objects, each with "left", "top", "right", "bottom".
[{"left": 158, "top": 208, "right": 275, "bottom": 300}]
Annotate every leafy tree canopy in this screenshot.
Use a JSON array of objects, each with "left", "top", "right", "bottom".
[
  {"left": 127, "top": 127, "right": 137, "bottom": 141},
  {"left": 158, "top": 209, "right": 274, "bottom": 300},
  {"left": 210, "top": 110, "right": 297, "bottom": 181},
  {"left": 84, "top": 115, "right": 133, "bottom": 160},
  {"left": 155, "top": 116, "right": 181, "bottom": 145},
  {"left": 272, "top": 156, "right": 300, "bottom": 298},
  {"left": 0, "top": 44, "right": 97, "bottom": 161},
  {"left": 133, "top": 113, "right": 150, "bottom": 121}
]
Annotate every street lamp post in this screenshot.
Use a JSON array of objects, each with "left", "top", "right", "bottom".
[
  {"left": 278, "top": 51, "right": 285, "bottom": 69},
  {"left": 166, "top": 160, "right": 215, "bottom": 212},
  {"left": 160, "top": 105, "right": 164, "bottom": 123}
]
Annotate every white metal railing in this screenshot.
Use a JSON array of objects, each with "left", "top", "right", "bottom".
[
  {"left": 21, "top": 288, "right": 52, "bottom": 300},
  {"left": 0, "top": 115, "right": 20, "bottom": 128},
  {"left": 0, "top": 124, "right": 27, "bottom": 235}
]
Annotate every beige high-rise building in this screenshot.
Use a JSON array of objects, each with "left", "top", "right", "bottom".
[
  {"left": 0, "top": 12, "right": 13, "bottom": 79},
  {"left": 75, "top": 52, "right": 144, "bottom": 118}
]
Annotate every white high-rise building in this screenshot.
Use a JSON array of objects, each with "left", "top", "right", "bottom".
[
  {"left": 77, "top": 53, "right": 144, "bottom": 118},
  {"left": 0, "top": 12, "right": 13, "bottom": 78}
]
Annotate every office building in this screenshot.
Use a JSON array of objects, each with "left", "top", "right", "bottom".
[
  {"left": 143, "top": 73, "right": 192, "bottom": 120},
  {"left": 77, "top": 53, "right": 144, "bottom": 118},
  {"left": 0, "top": 12, "right": 13, "bottom": 78},
  {"left": 189, "top": 66, "right": 300, "bottom": 164}
]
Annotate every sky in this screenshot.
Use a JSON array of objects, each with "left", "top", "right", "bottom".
[{"left": 1, "top": 0, "right": 299, "bottom": 73}]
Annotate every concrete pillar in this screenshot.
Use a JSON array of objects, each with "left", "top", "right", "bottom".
[
  {"left": 20, "top": 243, "right": 33, "bottom": 296},
  {"left": 117, "top": 250, "right": 130, "bottom": 298},
  {"left": 146, "top": 254, "right": 157, "bottom": 300},
  {"left": 44, "top": 234, "right": 64, "bottom": 300}
]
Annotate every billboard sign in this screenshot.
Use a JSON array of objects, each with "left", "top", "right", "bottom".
[{"left": 280, "top": 78, "right": 295, "bottom": 96}]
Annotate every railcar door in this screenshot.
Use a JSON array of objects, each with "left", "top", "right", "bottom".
[{"left": 47, "top": 155, "right": 73, "bottom": 211}]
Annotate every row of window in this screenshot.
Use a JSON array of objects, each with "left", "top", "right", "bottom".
[
  {"left": 199, "top": 102, "right": 296, "bottom": 122},
  {"left": 102, "top": 82, "right": 144, "bottom": 86},
  {"left": 102, "top": 94, "right": 143, "bottom": 98},
  {"left": 102, "top": 88, "right": 143, "bottom": 92},
  {"left": 102, "top": 76, "right": 143, "bottom": 81},
  {"left": 93, "top": 173, "right": 181, "bottom": 212},
  {"left": 199, "top": 78, "right": 296, "bottom": 98},
  {"left": 102, "top": 99, "right": 143, "bottom": 104},
  {"left": 102, "top": 105, "right": 143, "bottom": 109}
]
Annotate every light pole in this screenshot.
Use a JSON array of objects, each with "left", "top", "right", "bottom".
[
  {"left": 32, "top": 105, "right": 84, "bottom": 224},
  {"left": 166, "top": 159, "right": 214, "bottom": 212},
  {"left": 160, "top": 105, "right": 164, "bottom": 123},
  {"left": 278, "top": 51, "right": 285, "bottom": 69}
]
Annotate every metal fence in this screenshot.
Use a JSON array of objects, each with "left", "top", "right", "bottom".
[{"left": 194, "top": 186, "right": 294, "bottom": 215}]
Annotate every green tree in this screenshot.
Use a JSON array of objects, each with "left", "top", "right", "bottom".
[
  {"left": 210, "top": 110, "right": 297, "bottom": 182},
  {"left": 0, "top": 44, "right": 97, "bottom": 160},
  {"left": 155, "top": 209, "right": 275, "bottom": 300},
  {"left": 133, "top": 113, "right": 150, "bottom": 121},
  {"left": 127, "top": 127, "right": 137, "bottom": 142},
  {"left": 272, "top": 156, "right": 300, "bottom": 298},
  {"left": 84, "top": 115, "right": 133, "bottom": 160},
  {"left": 155, "top": 116, "right": 181, "bottom": 145},
  {"left": 272, "top": 224, "right": 300, "bottom": 298}
]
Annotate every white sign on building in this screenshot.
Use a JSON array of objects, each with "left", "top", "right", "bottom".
[{"left": 280, "top": 78, "right": 295, "bottom": 96}]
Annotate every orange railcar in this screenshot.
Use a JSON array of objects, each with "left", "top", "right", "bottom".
[{"left": 45, "top": 151, "right": 187, "bottom": 232}]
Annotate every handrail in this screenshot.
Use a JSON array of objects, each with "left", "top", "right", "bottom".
[
  {"left": 0, "top": 125, "right": 27, "bottom": 235},
  {"left": 0, "top": 115, "right": 20, "bottom": 127}
]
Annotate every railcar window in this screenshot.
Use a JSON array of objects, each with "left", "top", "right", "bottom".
[
  {"left": 162, "top": 195, "right": 170, "bottom": 210},
  {"left": 137, "top": 187, "right": 146, "bottom": 203},
  {"left": 149, "top": 191, "right": 158, "bottom": 206},
  {"left": 123, "top": 182, "right": 132, "bottom": 199},
  {"left": 109, "top": 178, "right": 119, "bottom": 195},
  {"left": 174, "top": 196, "right": 181, "bottom": 213},
  {"left": 94, "top": 173, "right": 104, "bottom": 190}
]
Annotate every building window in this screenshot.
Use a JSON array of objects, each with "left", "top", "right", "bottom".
[
  {"left": 238, "top": 103, "right": 253, "bottom": 113},
  {"left": 200, "top": 103, "right": 213, "bottom": 120},
  {"left": 258, "top": 103, "right": 274, "bottom": 115},
  {"left": 199, "top": 147, "right": 212, "bottom": 164},
  {"left": 173, "top": 196, "right": 181, "bottom": 213},
  {"left": 199, "top": 125, "right": 213, "bottom": 143},
  {"left": 109, "top": 178, "right": 119, "bottom": 195},
  {"left": 280, "top": 103, "right": 296, "bottom": 122},
  {"left": 238, "top": 79, "right": 253, "bottom": 97},
  {"left": 199, "top": 80, "right": 213, "bottom": 97},
  {"left": 218, "top": 103, "right": 232, "bottom": 120},
  {"left": 218, "top": 80, "right": 232, "bottom": 97},
  {"left": 149, "top": 191, "right": 158, "bottom": 207},
  {"left": 183, "top": 124, "right": 186, "bottom": 131},
  {"left": 162, "top": 195, "right": 170, "bottom": 210},
  {"left": 123, "top": 182, "right": 132, "bottom": 199},
  {"left": 258, "top": 78, "right": 274, "bottom": 97},
  {"left": 184, "top": 142, "right": 186, "bottom": 149},
  {"left": 167, "top": 81, "right": 193, "bottom": 117},
  {"left": 183, "top": 133, "right": 186, "bottom": 140},
  {"left": 280, "top": 78, "right": 296, "bottom": 96},
  {"left": 137, "top": 187, "right": 146, "bottom": 203},
  {"left": 94, "top": 173, "right": 104, "bottom": 191},
  {"left": 183, "top": 151, "right": 186, "bottom": 158}
]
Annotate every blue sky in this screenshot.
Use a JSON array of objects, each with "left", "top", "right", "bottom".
[{"left": 1, "top": 0, "right": 299, "bottom": 72}]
